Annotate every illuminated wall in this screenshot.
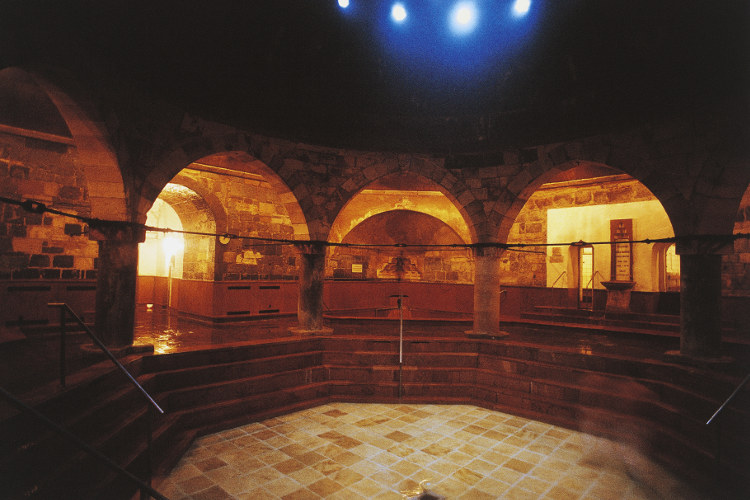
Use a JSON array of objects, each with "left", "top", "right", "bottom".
[
  {"left": 547, "top": 201, "right": 674, "bottom": 292},
  {"left": 138, "top": 198, "right": 184, "bottom": 278},
  {"left": 327, "top": 210, "right": 472, "bottom": 283},
  {"left": 173, "top": 166, "right": 298, "bottom": 281},
  {"left": 327, "top": 175, "right": 473, "bottom": 283},
  {"left": 504, "top": 173, "right": 674, "bottom": 291}
]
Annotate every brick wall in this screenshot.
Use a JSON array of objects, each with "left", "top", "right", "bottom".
[
  {"left": 172, "top": 168, "right": 298, "bottom": 281},
  {"left": 0, "top": 132, "right": 98, "bottom": 281}
]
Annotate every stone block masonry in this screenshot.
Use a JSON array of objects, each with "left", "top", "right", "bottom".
[{"left": 0, "top": 131, "right": 99, "bottom": 281}]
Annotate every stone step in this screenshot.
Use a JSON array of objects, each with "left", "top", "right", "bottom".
[
  {"left": 520, "top": 310, "right": 681, "bottom": 332},
  {"left": 162, "top": 367, "right": 329, "bottom": 411},
  {"left": 143, "top": 350, "right": 324, "bottom": 393}
]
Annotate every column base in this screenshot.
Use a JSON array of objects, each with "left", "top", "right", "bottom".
[
  {"left": 289, "top": 326, "right": 334, "bottom": 336},
  {"left": 465, "top": 330, "right": 510, "bottom": 340},
  {"left": 664, "top": 350, "right": 733, "bottom": 366}
]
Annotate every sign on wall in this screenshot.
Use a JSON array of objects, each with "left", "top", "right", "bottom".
[{"left": 610, "top": 219, "right": 633, "bottom": 281}]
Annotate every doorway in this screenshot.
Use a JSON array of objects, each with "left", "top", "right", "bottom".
[{"left": 579, "top": 245, "right": 594, "bottom": 309}]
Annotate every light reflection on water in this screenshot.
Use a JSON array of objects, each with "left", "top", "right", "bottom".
[
  {"left": 133, "top": 307, "right": 296, "bottom": 354},
  {"left": 142, "top": 328, "right": 184, "bottom": 354}
]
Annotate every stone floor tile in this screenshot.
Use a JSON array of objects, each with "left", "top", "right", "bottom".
[
  {"left": 457, "top": 487, "right": 498, "bottom": 499},
  {"left": 307, "top": 476, "right": 344, "bottom": 496},
  {"left": 390, "top": 458, "right": 423, "bottom": 478},
  {"left": 192, "top": 484, "right": 234, "bottom": 500},
  {"left": 349, "top": 477, "right": 386, "bottom": 497},
  {"left": 280, "top": 487, "right": 321, "bottom": 500},
  {"left": 474, "top": 476, "right": 511, "bottom": 496},
  {"left": 236, "top": 488, "right": 278, "bottom": 500},
  {"left": 545, "top": 485, "right": 584, "bottom": 500},
  {"left": 451, "top": 466, "right": 484, "bottom": 486},
  {"left": 177, "top": 474, "right": 214, "bottom": 494},
  {"left": 286, "top": 466, "right": 326, "bottom": 486},
  {"left": 505, "top": 485, "right": 542, "bottom": 499},
  {"left": 163, "top": 403, "right": 669, "bottom": 500}
]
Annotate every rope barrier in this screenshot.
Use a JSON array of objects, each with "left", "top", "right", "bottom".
[{"left": 1, "top": 195, "right": 747, "bottom": 250}]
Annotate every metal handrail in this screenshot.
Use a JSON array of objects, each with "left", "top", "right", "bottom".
[
  {"left": 706, "top": 372, "right": 750, "bottom": 425},
  {"left": 584, "top": 271, "right": 603, "bottom": 294},
  {"left": 48, "top": 303, "right": 164, "bottom": 415},
  {"left": 551, "top": 271, "right": 567, "bottom": 288},
  {"left": 0, "top": 385, "right": 168, "bottom": 500}
]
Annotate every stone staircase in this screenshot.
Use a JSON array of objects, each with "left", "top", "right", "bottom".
[
  {"left": 2, "top": 333, "right": 748, "bottom": 499},
  {"left": 0, "top": 355, "right": 165, "bottom": 500},
  {"left": 521, "top": 306, "right": 682, "bottom": 333}
]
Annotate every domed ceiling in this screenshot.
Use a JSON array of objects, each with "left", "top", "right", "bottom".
[{"left": 1, "top": 0, "right": 747, "bottom": 153}]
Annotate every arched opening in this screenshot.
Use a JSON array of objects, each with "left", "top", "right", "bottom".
[
  {"left": 325, "top": 172, "right": 473, "bottom": 320},
  {"left": 136, "top": 152, "right": 305, "bottom": 323},
  {"left": 137, "top": 184, "right": 213, "bottom": 310},
  {"left": 503, "top": 163, "right": 677, "bottom": 317}
]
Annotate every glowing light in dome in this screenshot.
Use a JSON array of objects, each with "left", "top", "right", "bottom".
[
  {"left": 512, "top": 0, "right": 531, "bottom": 17},
  {"left": 338, "top": 0, "right": 350, "bottom": 8},
  {"left": 449, "top": 2, "right": 479, "bottom": 36},
  {"left": 391, "top": 3, "right": 407, "bottom": 23}
]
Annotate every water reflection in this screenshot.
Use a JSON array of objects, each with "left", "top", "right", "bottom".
[{"left": 133, "top": 306, "right": 296, "bottom": 354}]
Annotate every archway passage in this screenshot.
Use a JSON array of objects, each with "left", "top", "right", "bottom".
[
  {"left": 137, "top": 184, "right": 212, "bottom": 310},
  {"left": 325, "top": 173, "right": 474, "bottom": 320},
  {"left": 502, "top": 163, "right": 677, "bottom": 320},
  {"left": 330, "top": 210, "right": 469, "bottom": 282},
  {"left": 137, "top": 152, "right": 304, "bottom": 322}
]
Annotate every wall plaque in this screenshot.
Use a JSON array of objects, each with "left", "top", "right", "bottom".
[{"left": 610, "top": 219, "right": 633, "bottom": 281}]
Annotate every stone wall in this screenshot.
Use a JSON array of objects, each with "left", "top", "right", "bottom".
[
  {"left": 0, "top": 131, "right": 98, "bottom": 281},
  {"left": 326, "top": 210, "right": 473, "bottom": 283},
  {"left": 503, "top": 174, "right": 661, "bottom": 287},
  {"left": 172, "top": 168, "right": 298, "bottom": 281},
  {"left": 724, "top": 187, "right": 750, "bottom": 297}
]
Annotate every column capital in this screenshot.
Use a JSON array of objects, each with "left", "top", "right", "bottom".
[
  {"left": 295, "top": 240, "right": 328, "bottom": 255},
  {"left": 471, "top": 243, "right": 505, "bottom": 258},
  {"left": 89, "top": 221, "right": 146, "bottom": 244},
  {"left": 675, "top": 234, "right": 734, "bottom": 255}
]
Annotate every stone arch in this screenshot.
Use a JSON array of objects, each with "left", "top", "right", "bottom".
[
  {"left": 149, "top": 183, "right": 218, "bottom": 282},
  {"left": 523, "top": 123, "right": 750, "bottom": 246},
  {"left": 328, "top": 169, "right": 478, "bottom": 245},
  {"left": 141, "top": 139, "right": 310, "bottom": 241},
  {"left": 20, "top": 68, "right": 128, "bottom": 221},
  {"left": 500, "top": 161, "right": 676, "bottom": 294},
  {"left": 496, "top": 160, "right": 637, "bottom": 244},
  {"left": 328, "top": 171, "right": 473, "bottom": 245},
  {"left": 158, "top": 173, "right": 228, "bottom": 239}
]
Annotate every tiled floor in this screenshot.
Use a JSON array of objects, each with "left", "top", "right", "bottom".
[{"left": 157, "top": 403, "right": 693, "bottom": 500}]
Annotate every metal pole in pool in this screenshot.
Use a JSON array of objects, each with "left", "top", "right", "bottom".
[
  {"left": 398, "top": 295, "right": 403, "bottom": 398},
  {"left": 390, "top": 293, "right": 408, "bottom": 398}
]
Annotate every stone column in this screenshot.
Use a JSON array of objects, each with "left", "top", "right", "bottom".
[
  {"left": 670, "top": 231, "right": 735, "bottom": 362},
  {"left": 677, "top": 253, "right": 723, "bottom": 359},
  {"left": 291, "top": 242, "right": 332, "bottom": 335},
  {"left": 90, "top": 223, "right": 145, "bottom": 347},
  {"left": 468, "top": 245, "right": 507, "bottom": 338}
]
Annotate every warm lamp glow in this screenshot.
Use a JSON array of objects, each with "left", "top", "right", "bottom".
[{"left": 162, "top": 235, "right": 184, "bottom": 268}]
